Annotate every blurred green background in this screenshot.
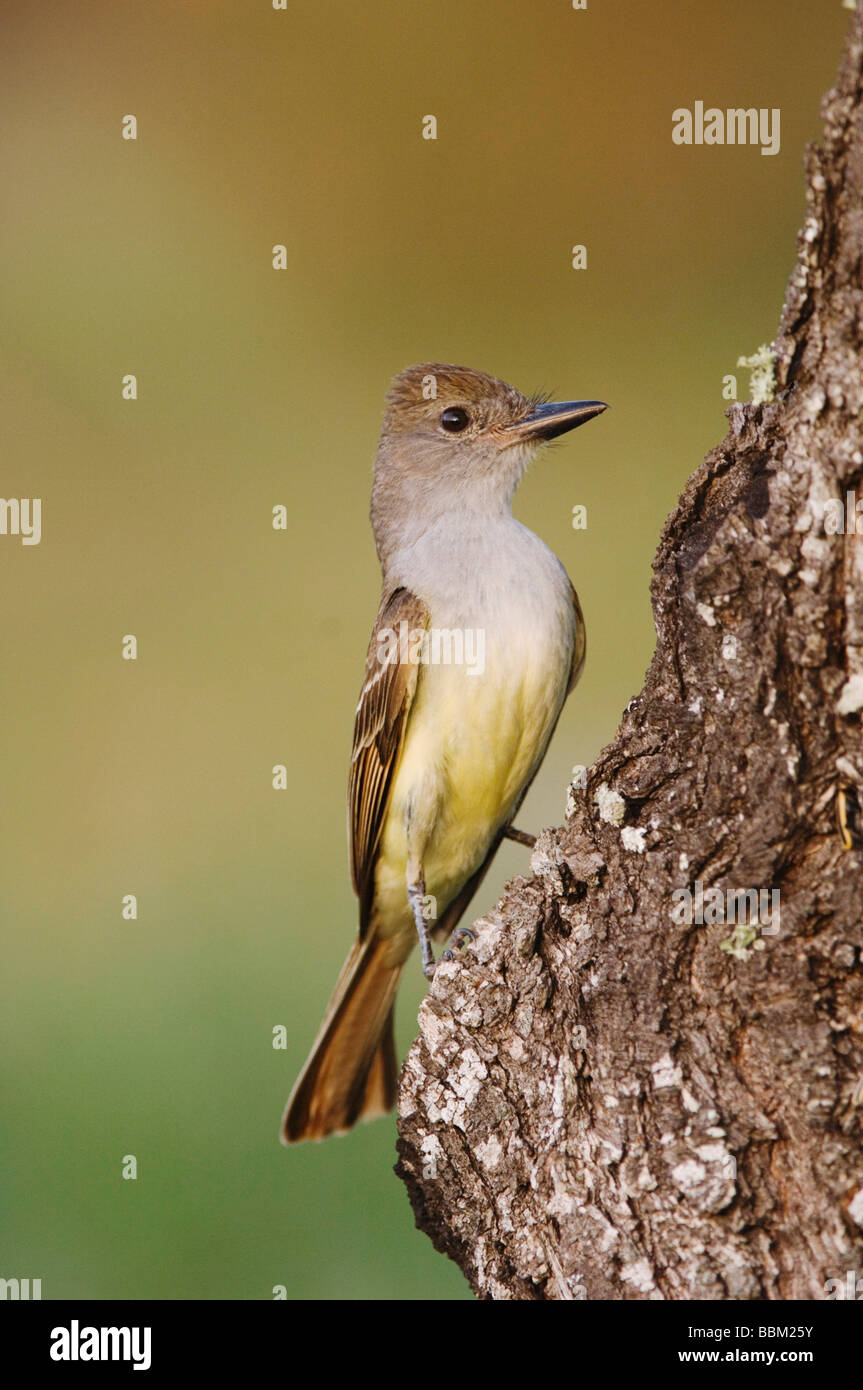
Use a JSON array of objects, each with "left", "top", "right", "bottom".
[{"left": 0, "top": 0, "right": 850, "bottom": 1300}]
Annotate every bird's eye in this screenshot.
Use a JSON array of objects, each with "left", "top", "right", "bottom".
[{"left": 440, "top": 406, "right": 470, "bottom": 433}]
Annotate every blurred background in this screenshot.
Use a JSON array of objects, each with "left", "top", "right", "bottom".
[{"left": 0, "top": 0, "right": 850, "bottom": 1300}]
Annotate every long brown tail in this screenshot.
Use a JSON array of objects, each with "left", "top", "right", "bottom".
[{"left": 280, "top": 936, "right": 402, "bottom": 1144}]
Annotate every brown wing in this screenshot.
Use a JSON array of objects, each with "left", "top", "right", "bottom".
[
  {"left": 349, "top": 587, "right": 429, "bottom": 933},
  {"left": 567, "top": 579, "right": 586, "bottom": 694}
]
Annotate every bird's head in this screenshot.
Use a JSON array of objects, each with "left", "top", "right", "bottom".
[{"left": 371, "top": 363, "right": 606, "bottom": 559}]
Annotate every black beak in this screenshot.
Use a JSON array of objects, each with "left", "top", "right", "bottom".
[{"left": 503, "top": 399, "right": 608, "bottom": 443}]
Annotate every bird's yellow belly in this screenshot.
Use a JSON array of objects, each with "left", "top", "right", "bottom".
[{"left": 370, "top": 641, "right": 568, "bottom": 957}]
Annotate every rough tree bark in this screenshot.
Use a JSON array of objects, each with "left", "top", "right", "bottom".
[{"left": 395, "top": 13, "right": 863, "bottom": 1300}]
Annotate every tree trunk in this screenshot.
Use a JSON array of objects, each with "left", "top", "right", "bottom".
[{"left": 395, "top": 12, "right": 863, "bottom": 1301}]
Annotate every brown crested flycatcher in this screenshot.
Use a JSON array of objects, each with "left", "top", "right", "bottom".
[{"left": 282, "top": 363, "right": 606, "bottom": 1143}]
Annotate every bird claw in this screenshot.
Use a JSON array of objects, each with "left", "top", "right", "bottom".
[
  {"left": 427, "top": 928, "right": 476, "bottom": 978},
  {"left": 443, "top": 927, "right": 476, "bottom": 962}
]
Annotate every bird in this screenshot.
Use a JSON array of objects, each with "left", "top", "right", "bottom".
[{"left": 281, "top": 363, "right": 607, "bottom": 1143}]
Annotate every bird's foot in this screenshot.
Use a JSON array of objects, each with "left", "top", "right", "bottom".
[{"left": 440, "top": 926, "right": 476, "bottom": 964}]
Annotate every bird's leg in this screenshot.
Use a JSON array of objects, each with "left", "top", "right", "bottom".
[
  {"left": 407, "top": 871, "right": 436, "bottom": 980},
  {"left": 504, "top": 825, "right": 536, "bottom": 848}
]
